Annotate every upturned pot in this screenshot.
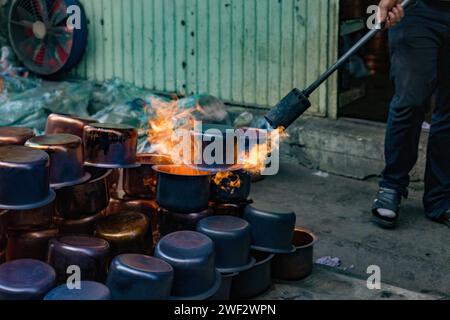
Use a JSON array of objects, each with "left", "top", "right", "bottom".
[
  {"left": 123, "top": 154, "right": 173, "bottom": 199},
  {"left": 55, "top": 167, "right": 111, "bottom": 220},
  {"left": 54, "top": 211, "right": 105, "bottom": 236},
  {"left": 25, "top": 134, "right": 91, "bottom": 189},
  {"left": 0, "top": 210, "right": 7, "bottom": 250},
  {"left": 159, "top": 207, "right": 213, "bottom": 236},
  {"left": 7, "top": 200, "right": 55, "bottom": 231},
  {"left": 6, "top": 226, "right": 59, "bottom": 262},
  {"left": 153, "top": 165, "right": 214, "bottom": 214},
  {"left": 45, "top": 113, "right": 98, "bottom": 138},
  {"left": 0, "top": 127, "right": 35, "bottom": 146},
  {"left": 271, "top": 228, "right": 318, "bottom": 281}
]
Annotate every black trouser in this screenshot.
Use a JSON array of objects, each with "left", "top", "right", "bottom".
[{"left": 380, "top": 0, "right": 450, "bottom": 219}]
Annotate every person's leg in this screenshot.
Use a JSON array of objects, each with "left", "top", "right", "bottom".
[
  {"left": 373, "top": 2, "right": 441, "bottom": 225},
  {"left": 424, "top": 33, "right": 450, "bottom": 220}
]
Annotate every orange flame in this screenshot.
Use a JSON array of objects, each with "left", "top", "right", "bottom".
[{"left": 213, "top": 171, "right": 242, "bottom": 194}]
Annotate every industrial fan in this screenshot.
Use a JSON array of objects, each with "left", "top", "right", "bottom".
[{"left": 8, "top": 0, "right": 87, "bottom": 76}]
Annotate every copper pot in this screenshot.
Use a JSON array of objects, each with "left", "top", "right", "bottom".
[
  {"left": 8, "top": 200, "right": 55, "bottom": 231},
  {"left": 106, "top": 198, "right": 160, "bottom": 245},
  {"left": 54, "top": 211, "right": 105, "bottom": 236},
  {"left": 6, "top": 226, "right": 59, "bottom": 261},
  {"left": 123, "top": 154, "right": 173, "bottom": 199},
  {"left": 45, "top": 113, "right": 98, "bottom": 138},
  {"left": 95, "top": 211, "right": 152, "bottom": 258},
  {"left": 55, "top": 167, "right": 111, "bottom": 220},
  {"left": 210, "top": 199, "right": 253, "bottom": 218},
  {"left": 271, "top": 228, "right": 318, "bottom": 281},
  {"left": 0, "top": 127, "right": 35, "bottom": 146}
]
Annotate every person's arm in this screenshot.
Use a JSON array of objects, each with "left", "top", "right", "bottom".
[{"left": 378, "top": 0, "right": 405, "bottom": 28}]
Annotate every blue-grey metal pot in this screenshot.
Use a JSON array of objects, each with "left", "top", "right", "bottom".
[
  {"left": 106, "top": 254, "right": 174, "bottom": 300},
  {"left": 244, "top": 205, "right": 296, "bottom": 254},
  {"left": 44, "top": 281, "right": 111, "bottom": 300},
  {"left": 196, "top": 216, "right": 255, "bottom": 273},
  {"left": 155, "top": 231, "right": 221, "bottom": 300},
  {"left": 0, "top": 259, "right": 56, "bottom": 300},
  {"left": 209, "top": 272, "right": 238, "bottom": 301},
  {"left": 0, "top": 146, "right": 55, "bottom": 211},
  {"left": 153, "top": 165, "right": 214, "bottom": 213}
]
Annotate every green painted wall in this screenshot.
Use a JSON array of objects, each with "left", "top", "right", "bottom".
[{"left": 74, "top": 0, "right": 339, "bottom": 117}]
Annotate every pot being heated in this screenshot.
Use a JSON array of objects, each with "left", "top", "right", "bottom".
[
  {"left": 210, "top": 168, "right": 252, "bottom": 204},
  {"left": 123, "top": 154, "right": 173, "bottom": 199},
  {"left": 153, "top": 165, "right": 214, "bottom": 214}
]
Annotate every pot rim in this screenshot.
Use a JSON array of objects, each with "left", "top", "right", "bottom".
[
  {"left": 251, "top": 244, "right": 296, "bottom": 254},
  {"left": 153, "top": 164, "right": 215, "bottom": 177},
  {"left": 169, "top": 269, "right": 222, "bottom": 301},
  {"left": 0, "top": 189, "right": 56, "bottom": 211},
  {"left": 252, "top": 252, "right": 275, "bottom": 267},
  {"left": 85, "top": 162, "right": 141, "bottom": 169},
  {"left": 217, "top": 257, "right": 256, "bottom": 274},
  {"left": 293, "top": 227, "right": 319, "bottom": 249},
  {"left": 135, "top": 153, "right": 173, "bottom": 165},
  {"left": 51, "top": 172, "right": 91, "bottom": 189}
]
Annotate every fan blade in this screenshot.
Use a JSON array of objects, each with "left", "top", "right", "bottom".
[
  {"left": 18, "top": 36, "right": 41, "bottom": 58},
  {"left": 9, "top": 20, "right": 34, "bottom": 29},
  {"left": 54, "top": 33, "right": 72, "bottom": 54},
  {"left": 16, "top": 4, "right": 37, "bottom": 22},
  {"left": 32, "top": 0, "right": 48, "bottom": 21},
  {"left": 50, "top": 0, "right": 67, "bottom": 25}
]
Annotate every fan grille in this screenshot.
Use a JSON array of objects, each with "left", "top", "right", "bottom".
[{"left": 9, "top": 0, "right": 76, "bottom": 75}]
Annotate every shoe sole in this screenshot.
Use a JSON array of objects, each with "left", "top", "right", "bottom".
[{"left": 371, "top": 215, "right": 397, "bottom": 229}]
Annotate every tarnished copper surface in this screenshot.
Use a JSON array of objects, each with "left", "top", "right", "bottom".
[
  {"left": 0, "top": 127, "right": 35, "bottom": 146},
  {"left": 55, "top": 168, "right": 111, "bottom": 219},
  {"left": 84, "top": 123, "right": 139, "bottom": 168},
  {"left": 95, "top": 211, "right": 152, "bottom": 257},
  {"left": 45, "top": 113, "right": 98, "bottom": 138},
  {"left": 6, "top": 226, "right": 59, "bottom": 262},
  {"left": 123, "top": 154, "right": 172, "bottom": 199},
  {"left": 8, "top": 200, "right": 55, "bottom": 231},
  {"left": 105, "top": 198, "right": 159, "bottom": 245},
  {"left": 25, "top": 134, "right": 90, "bottom": 188},
  {"left": 54, "top": 211, "right": 105, "bottom": 235}
]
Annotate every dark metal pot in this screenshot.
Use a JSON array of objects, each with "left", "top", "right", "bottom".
[
  {"left": 106, "top": 254, "right": 174, "bottom": 300},
  {"left": 0, "top": 127, "right": 35, "bottom": 146},
  {"left": 47, "top": 235, "right": 110, "bottom": 284},
  {"left": 8, "top": 200, "right": 55, "bottom": 231},
  {"left": 155, "top": 231, "right": 221, "bottom": 300},
  {"left": 55, "top": 167, "right": 111, "bottom": 220},
  {"left": 6, "top": 226, "right": 59, "bottom": 262},
  {"left": 25, "top": 134, "right": 91, "bottom": 189},
  {"left": 210, "top": 199, "right": 253, "bottom": 218},
  {"left": 106, "top": 198, "right": 160, "bottom": 245},
  {"left": 95, "top": 211, "right": 152, "bottom": 258},
  {"left": 209, "top": 272, "right": 238, "bottom": 301},
  {"left": 45, "top": 113, "right": 98, "bottom": 138},
  {"left": 271, "top": 228, "right": 318, "bottom": 281},
  {"left": 190, "top": 124, "right": 238, "bottom": 172},
  {"left": 154, "top": 165, "right": 214, "bottom": 213},
  {"left": 0, "top": 146, "right": 55, "bottom": 211},
  {"left": 123, "top": 154, "right": 173, "bottom": 199},
  {"left": 0, "top": 259, "right": 56, "bottom": 300},
  {"left": 210, "top": 168, "right": 252, "bottom": 203},
  {"left": 159, "top": 207, "right": 213, "bottom": 236},
  {"left": 44, "top": 281, "right": 111, "bottom": 300},
  {"left": 196, "top": 216, "right": 255, "bottom": 273},
  {"left": 0, "top": 210, "right": 8, "bottom": 250},
  {"left": 244, "top": 205, "right": 296, "bottom": 254},
  {"left": 54, "top": 211, "right": 105, "bottom": 236},
  {"left": 84, "top": 123, "right": 140, "bottom": 169},
  {"left": 0, "top": 249, "right": 5, "bottom": 264},
  {"left": 230, "top": 251, "right": 274, "bottom": 300}
]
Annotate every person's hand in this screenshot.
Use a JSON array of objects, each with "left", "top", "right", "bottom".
[{"left": 378, "top": 0, "right": 405, "bottom": 28}]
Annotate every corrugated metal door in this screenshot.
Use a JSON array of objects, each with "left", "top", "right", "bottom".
[{"left": 74, "top": 0, "right": 339, "bottom": 117}]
